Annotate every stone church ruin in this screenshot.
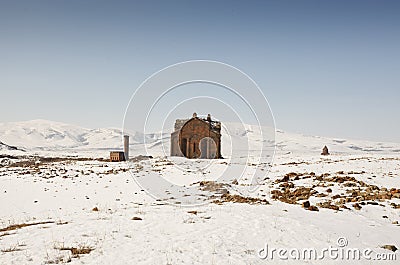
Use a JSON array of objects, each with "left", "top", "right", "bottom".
[{"left": 170, "top": 113, "right": 222, "bottom": 159}]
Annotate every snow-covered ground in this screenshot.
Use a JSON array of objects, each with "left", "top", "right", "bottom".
[{"left": 0, "top": 120, "right": 399, "bottom": 264}]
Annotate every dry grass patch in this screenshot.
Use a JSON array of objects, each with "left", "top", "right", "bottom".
[
  {"left": 214, "top": 193, "right": 269, "bottom": 205},
  {"left": 1, "top": 246, "right": 23, "bottom": 253},
  {"left": 1, "top": 242, "right": 26, "bottom": 253},
  {"left": 55, "top": 244, "right": 95, "bottom": 259},
  {"left": 45, "top": 255, "right": 72, "bottom": 264},
  {"left": 59, "top": 246, "right": 94, "bottom": 256},
  {"left": 0, "top": 232, "right": 16, "bottom": 238},
  {"left": 0, "top": 221, "right": 55, "bottom": 232}
]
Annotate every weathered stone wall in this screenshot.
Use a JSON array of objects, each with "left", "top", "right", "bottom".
[
  {"left": 174, "top": 119, "right": 189, "bottom": 131},
  {"left": 170, "top": 131, "right": 181, "bottom": 156}
]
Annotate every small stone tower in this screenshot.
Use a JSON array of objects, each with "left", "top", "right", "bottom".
[
  {"left": 124, "top": 135, "right": 129, "bottom": 161},
  {"left": 321, "top": 146, "right": 329, "bottom": 155}
]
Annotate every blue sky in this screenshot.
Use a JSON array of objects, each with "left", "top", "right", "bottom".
[{"left": 1, "top": 0, "right": 399, "bottom": 142}]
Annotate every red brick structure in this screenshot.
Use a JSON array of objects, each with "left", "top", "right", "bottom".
[
  {"left": 110, "top": 151, "right": 125, "bottom": 162},
  {"left": 170, "top": 113, "right": 221, "bottom": 159},
  {"left": 109, "top": 135, "right": 129, "bottom": 162}
]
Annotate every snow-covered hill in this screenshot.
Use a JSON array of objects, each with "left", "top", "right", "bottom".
[
  {"left": 0, "top": 119, "right": 400, "bottom": 157},
  {"left": 0, "top": 119, "right": 125, "bottom": 149},
  {"left": 1, "top": 120, "right": 400, "bottom": 264}
]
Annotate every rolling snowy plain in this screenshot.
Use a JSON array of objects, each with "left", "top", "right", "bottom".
[{"left": 0, "top": 120, "right": 399, "bottom": 264}]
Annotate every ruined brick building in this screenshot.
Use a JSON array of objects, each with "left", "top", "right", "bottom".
[
  {"left": 109, "top": 151, "right": 125, "bottom": 162},
  {"left": 170, "top": 113, "right": 221, "bottom": 159},
  {"left": 109, "top": 135, "right": 129, "bottom": 162}
]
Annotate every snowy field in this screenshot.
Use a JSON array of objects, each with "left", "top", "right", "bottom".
[{"left": 0, "top": 120, "right": 399, "bottom": 264}]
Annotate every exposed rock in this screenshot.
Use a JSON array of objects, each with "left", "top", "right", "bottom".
[
  {"left": 271, "top": 186, "right": 317, "bottom": 204},
  {"left": 270, "top": 170, "right": 399, "bottom": 213},
  {"left": 215, "top": 194, "right": 269, "bottom": 205},
  {"left": 0, "top": 141, "right": 23, "bottom": 151},
  {"left": 381, "top": 245, "right": 398, "bottom": 252},
  {"left": 390, "top": 188, "right": 400, "bottom": 198},
  {"left": 279, "top": 182, "right": 294, "bottom": 188},
  {"left": 199, "top": 181, "right": 230, "bottom": 194},
  {"left": 0, "top": 154, "right": 19, "bottom": 159},
  {"left": 302, "top": 201, "right": 310, "bottom": 208},
  {"left": 280, "top": 175, "right": 290, "bottom": 182},
  {"left": 325, "top": 176, "right": 360, "bottom": 184},
  {"left": 390, "top": 203, "right": 400, "bottom": 209},
  {"left": 340, "top": 205, "right": 350, "bottom": 210},
  {"left": 129, "top": 155, "right": 153, "bottom": 162},
  {"left": 343, "top": 182, "right": 358, "bottom": 187},
  {"left": 275, "top": 172, "right": 304, "bottom": 183},
  {"left": 317, "top": 201, "right": 340, "bottom": 211},
  {"left": 307, "top": 205, "right": 319, "bottom": 211}
]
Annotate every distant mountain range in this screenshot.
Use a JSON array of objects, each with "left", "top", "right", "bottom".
[
  {"left": 0, "top": 119, "right": 399, "bottom": 156},
  {"left": 0, "top": 119, "right": 164, "bottom": 150}
]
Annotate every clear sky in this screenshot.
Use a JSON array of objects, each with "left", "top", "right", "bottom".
[{"left": 1, "top": 0, "right": 399, "bottom": 142}]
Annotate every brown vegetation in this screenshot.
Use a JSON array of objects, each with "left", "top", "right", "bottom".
[
  {"left": 270, "top": 171, "right": 400, "bottom": 212},
  {"left": 214, "top": 193, "right": 269, "bottom": 205},
  {"left": 0, "top": 221, "right": 54, "bottom": 232}
]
